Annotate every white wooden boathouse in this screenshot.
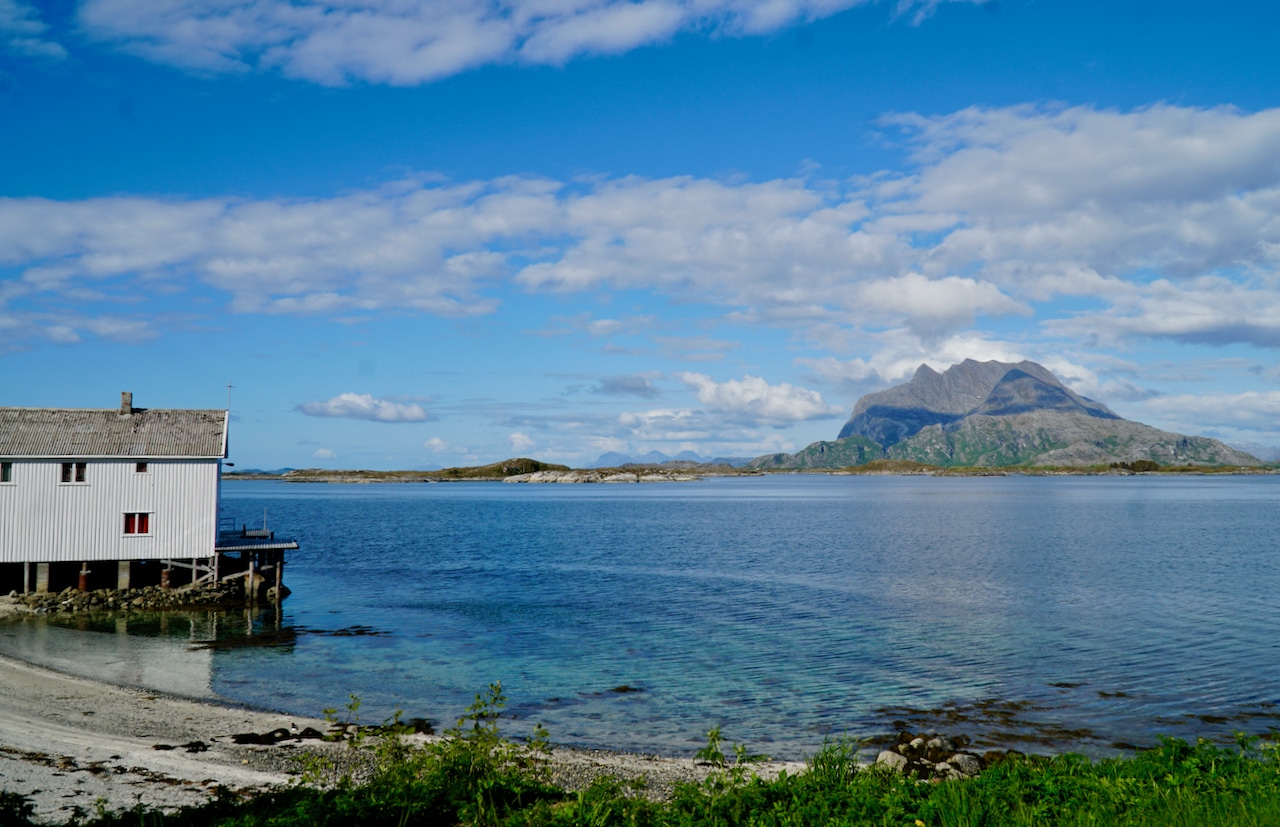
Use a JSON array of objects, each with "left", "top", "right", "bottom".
[{"left": 0, "top": 392, "right": 295, "bottom": 596}]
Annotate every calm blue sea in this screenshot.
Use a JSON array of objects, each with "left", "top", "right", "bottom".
[{"left": 3, "top": 475, "right": 1279, "bottom": 759}]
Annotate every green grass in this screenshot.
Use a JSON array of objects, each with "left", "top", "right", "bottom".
[{"left": 11, "top": 690, "right": 1280, "bottom": 827}]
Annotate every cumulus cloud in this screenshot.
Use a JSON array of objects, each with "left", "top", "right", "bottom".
[
  {"left": 798, "top": 330, "right": 1029, "bottom": 386},
  {"left": 678, "top": 373, "right": 843, "bottom": 424},
  {"left": 857, "top": 273, "right": 1028, "bottom": 339},
  {"left": 617, "top": 408, "right": 710, "bottom": 442},
  {"left": 76, "top": 0, "right": 982, "bottom": 85},
  {"left": 1046, "top": 278, "right": 1280, "bottom": 349},
  {"left": 0, "top": 0, "right": 67, "bottom": 59},
  {"left": 882, "top": 103, "right": 1280, "bottom": 290},
  {"left": 312, "top": 448, "right": 337, "bottom": 459},
  {"left": 6, "top": 103, "right": 1280, "bottom": 359},
  {"left": 508, "top": 431, "right": 535, "bottom": 451},
  {"left": 297, "top": 393, "right": 433, "bottom": 422},
  {"left": 1137, "top": 391, "right": 1280, "bottom": 439},
  {"left": 423, "top": 436, "right": 465, "bottom": 452}
]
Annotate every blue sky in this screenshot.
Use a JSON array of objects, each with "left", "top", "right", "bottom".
[{"left": 4, "top": 0, "right": 1280, "bottom": 468}]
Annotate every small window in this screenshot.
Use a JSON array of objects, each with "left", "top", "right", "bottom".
[
  {"left": 135, "top": 462, "right": 148, "bottom": 473},
  {"left": 0, "top": 462, "right": 11, "bottom": 483},
  {"left": 124, "top": 512, "right": 151, "bottom": 535},
  {"left": 61, "top": 462, "right": 87, "bottom": 483},
  {"left": 61, "top": 462, "right": 72, "bottom": 483}
]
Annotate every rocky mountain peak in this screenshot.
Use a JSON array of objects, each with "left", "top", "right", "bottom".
[
  {"left": 840, "top": 359, "right": 1116, "bottom": 446},
  {"left": 756, "top": 358, "right": 1258, "bottom": 470}
]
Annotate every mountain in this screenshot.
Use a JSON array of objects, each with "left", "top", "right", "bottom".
[
  {"left": 753, "top": 359, "right": 1260, "bottom": 469},
  {"left": 1229, "top": 442, "right": 1280, "bottom": 463}
]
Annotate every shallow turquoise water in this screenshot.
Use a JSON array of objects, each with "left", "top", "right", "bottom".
[{"left": 3, "top": 475, "right": 1279, "bottom": 758}]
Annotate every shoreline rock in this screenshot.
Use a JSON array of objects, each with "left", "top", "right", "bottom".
[
  {"left": 874, "top": 731, "right": 1016, "bottom": 780},
  {"left": 3, "top": 581, "right": 281, "bottom": 616},
  {"left": 504, "top": 469, "right": 700, "bottom": 483}
]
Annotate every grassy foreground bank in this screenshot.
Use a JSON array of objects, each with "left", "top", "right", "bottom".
[{"left": 6, "top": 686, "right": 1280, "bottom": 827}]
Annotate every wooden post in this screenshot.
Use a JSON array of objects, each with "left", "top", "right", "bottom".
[
  {"left": 274, "top": 554, "right": 283, "bottom": 603},
  {"left": 22, "top": 561, "right": 29, "bottom": 596},
  {"left": 78, "top": 563, "right": 90, "bottom": 592},
  {"left": 117, "top": 561, "right": 131, "bottom": 591},
  {"left": 247, "top": 555, "right": 256, "bottom": 602},
  {"left": 160, "top": 568, "right": 170, "bottom": 590},
  {"left": 35, "top": 563, "right": 48, "bottom": 594}
]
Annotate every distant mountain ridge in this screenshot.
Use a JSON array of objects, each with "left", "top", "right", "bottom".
[
  {"left": 755, "top": 359, "right": 1259, "bottom": 469},
  {"left": 589, "top": 450, "right": 753, "bottom": 468}
]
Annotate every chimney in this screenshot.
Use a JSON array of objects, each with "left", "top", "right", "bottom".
[{"left": 120, "top": 391, "right": 133, "bottom": 416}]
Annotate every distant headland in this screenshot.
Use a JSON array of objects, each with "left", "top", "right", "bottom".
[{"left": 226, "top": 361, "right": 1273, "bottom": 481}]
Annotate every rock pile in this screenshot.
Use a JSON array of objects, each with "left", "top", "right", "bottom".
[
  {"left": 874, "top": 732, "right": 1015, "bottom": 780},
  {"left": 504, "top": 469, "right": 700, "bottom": 483},
  {"left": 11, "top": 582, "right": 259, "bottom": 615}
]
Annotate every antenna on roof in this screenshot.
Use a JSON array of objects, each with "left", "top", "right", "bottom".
[{"left": 226, "top": 381, "right": 234, "bottom": 412}]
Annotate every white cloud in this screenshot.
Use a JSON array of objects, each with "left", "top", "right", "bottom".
[
  {"left": 297, "top": 393, "right": 432, "bottom": 422},
  {"left": 857, "top": 272, "right": 1028, "bottom": 339},
  {"left": 423, "top": 436, "right": 466, "bottom": 453},
  {"left": 312, "top": 447, "right": 337, "bottom": 459},
  {"left": 678, "top": 372, "right": 843, "bottom": 424},
  {"left": 6, "top": 103, "right": 1280, "bottom": 360},
  {"left": 508, "top": 431, "right": 535, "bottom": 452},
  {"left": 76, "top": 0, "right": 982, "bottom": 85},
  {"left": 0, "top": 0, "right": 67, "bottom": 59},
  {"left": 799, "top": 330, "right": 1028, "bottom": 387},
  {"left": 1045, "top": 277, "right": 1280, "bottom": 349},
  {"left": 882, "top": 103, "right": 1280, "bottom": 291},
  {"left": 1137, "top": 391, "right": 1280, "bottom": 439},
  {"left": 617, "top": 408, "right": 711, "bottom": 442}
]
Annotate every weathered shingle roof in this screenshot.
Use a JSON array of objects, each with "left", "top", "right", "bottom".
[{"left": 0, "top": 408, "right": 228, "bottom": 458}]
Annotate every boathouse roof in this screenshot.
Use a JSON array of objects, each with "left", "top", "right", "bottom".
[{"left": 0, "top": 394, "right": 228, "bottom": 459}]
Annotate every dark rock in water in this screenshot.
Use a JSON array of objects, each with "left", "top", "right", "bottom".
[{"left": 402, "top": 719, "right": 434, "bottom": 735}]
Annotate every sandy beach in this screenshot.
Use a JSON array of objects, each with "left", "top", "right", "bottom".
[
  {"left": 0, "top": 650, "right": 337, "bottom": 822},
  {"left": 0, "top": 601, "right": 804, "bottom": 823}
]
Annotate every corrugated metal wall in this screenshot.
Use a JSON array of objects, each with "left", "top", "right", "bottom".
[{"left": 0, "top": 460, "right": 219, "bottom": 563}]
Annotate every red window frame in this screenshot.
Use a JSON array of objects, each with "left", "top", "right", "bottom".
[{"left": 124, "top": 512, "right": 151, "bottom": 535}]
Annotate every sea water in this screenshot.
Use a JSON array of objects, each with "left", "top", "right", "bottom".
[{"left": 2, "top": 474, "right": 1278, "bottom": 758}]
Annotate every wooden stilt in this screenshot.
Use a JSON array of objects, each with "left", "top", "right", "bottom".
[
  {"left": 78, "top": 563, "right": 89, "bottom": 592},
  {"left": 22, "top": 561, "right": 29, "bottom": 596}
]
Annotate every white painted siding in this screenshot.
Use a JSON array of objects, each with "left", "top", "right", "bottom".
[{"left": 0, "top": 459, "right": 219, "bottom": 563}]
